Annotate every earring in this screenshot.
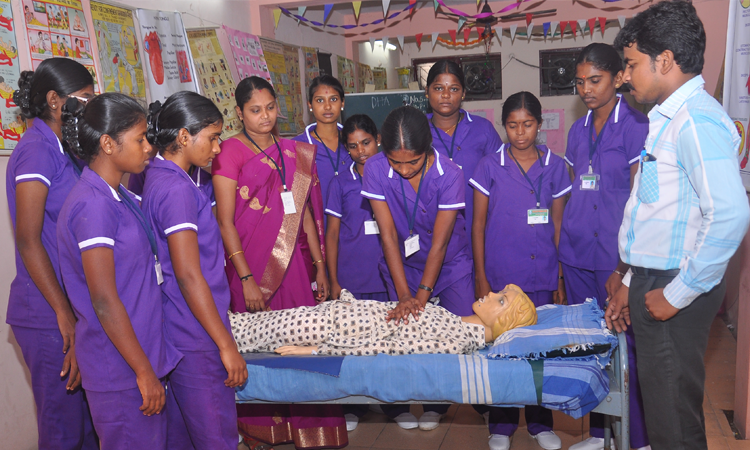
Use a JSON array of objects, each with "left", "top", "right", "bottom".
[
  {"left": 51, "top": 105, "right": 56, "bottom": 109},
  {"left": 341, "top": 107, "right": 344, "bottom": 111},
  {"left": 309, "top": 108, "right": 312, "bottom": 112}
]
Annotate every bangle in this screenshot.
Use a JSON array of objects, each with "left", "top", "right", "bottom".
[
  {"left": 312, "top": 259, "right": 324, "bottom": 265},
  {"left": 613, "top": 270, "right": 626, "bottom": 277},
  {"left": 418, "top": 284, "right": 433, "bottom": 293},
  {"left": 228, "top": 250, "right": 244, "bottom": 260},
  {"left": 240, "top": 274, "right": 253, "bottom": 282}
]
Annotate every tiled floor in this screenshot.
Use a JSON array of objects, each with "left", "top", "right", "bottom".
[{"left": 241, "top": 317, "right": 743, "bottom": 450}]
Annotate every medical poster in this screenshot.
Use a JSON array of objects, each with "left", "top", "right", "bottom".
[
  {"left": 337, "top": 56, "right": 355, "bottom": 94},
  {"left": 357, "top": 62, "right": 373, "bottom": 93},
  {"left": 302, "top": 46, "right": 319, "bottom": 94},
  {"left": 135, "top": 9, "right": 198, "bottom": 103},
  {"left": 90, "top": 2, "right": 145, "bottom": 105},
  {"left": 282, "top": 45, "right": 305, "bottom": 133},
  {"left": 0, "top": 0, "right": 25, "bottom": 150},
  {"left": 722, "top": 0, "right": 750, "bottom": 189},
  {"left": 222, "top": 25, "right": 270, "bottom": 82},
  {"left": 260, "top": 38, "right": 302, "bottom": 135},
  {"left": 539, "top": 109, "right": 565, "bottom": 155},
  {"left": 20, "top": 0, "right": 99, "bottom": 92},
  {"left": 187, "top": 28, "right": 240, "bottom": 139}
]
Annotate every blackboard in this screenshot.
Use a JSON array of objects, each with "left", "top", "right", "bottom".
[{"left": 343, "top": 90, "right": 428, "bottom": 130}]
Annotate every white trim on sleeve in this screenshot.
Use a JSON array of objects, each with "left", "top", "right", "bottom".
[
  {"left": 324, "top": 208, "right": 343, "bottom": 218},
  {"left": 552, "top": 185, "right": 573, "bottom": 198},
  {"left": 629, "top": 155, "right": 641, "bottom": 165},
  {"left": 564, "top": 156, "right": 574, "bottom": 167},
  {"left": 438, "top": 202, "right": 465, "bottom": 209},
  {"left": 16, "top": 173, "right": 51, "bottom": 186},
  {"left": 361, "top": 190, "right": 385, "bottom": 200},
  {"left": 469, "top": 178, "right": 490, "bottom": 196},
  {"left": 164, "top": 223, "right": 198, "bottom": 235},
  {"left": 78, "top": 237, "right": 115, "bottom": 249}
]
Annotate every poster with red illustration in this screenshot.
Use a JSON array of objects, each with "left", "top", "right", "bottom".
[
  {"left": 135, "top": 9, "right": 198, "bottom": 103},
  {"left": 20, "top": 0, "right": 100, "bottom": 93}
]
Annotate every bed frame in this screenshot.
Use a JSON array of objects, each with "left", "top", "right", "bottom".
[{"left": 244, "top": 332, "right": 630, "bottom": 450}]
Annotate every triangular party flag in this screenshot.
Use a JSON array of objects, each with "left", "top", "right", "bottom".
[
  {"left": 458, "top": 16, "right": 467, "bottom": 31},
  {"left": 526, "top": 13, "right": 533, "bottom": 26},
  {"left": 509, "top": 24, "right": 517, "bottom": 42},
  {"left": 382, "top": 0, "right": 390, "bottom": 17},
  {"left": 464, "top": 28, "right": 471, "bottom": 43},
  {"left": 369, "top": 37, "right": 376, "bottom": 52},
  {"left": 476, "top": 27, "right": 485, "bottom": 38},
  {"left": 559, "top": 21, "right": 568, "bottom": 39},
  {"left": 477, "top": 0, "right": 481, "bottom": 4},
  {"left": 495, "top": 27, "right": 502, "bottom": 46},
  {"left": 577, "top": 19, "right": 586, "bottom": 38},
  {"left": 298, "top": 6, "right": 306, "bottom": 16},
  {"left": 550, "top": 21, "right": 558, "bottom": 40},
  {"left": 431, "top": 31, "right": 439, "bottom": 50},
  {"left": 527, "top": 22, "right": 533, "bottom": 41},
  {"left": 543, "top": 22, "right": 550, "bottom": 39},
  {"left": 618, "top": 15, "right": 626, "bottom": 28},
  {"left": 352, "top": 2, "right": 361, "bottom": 20},
  {"left": 397, "top": 35, "right": 405, "bottom": 51},
  {"left": 570, "top": 21, "right": 578, "bottom": 39},
  {"left": 415, "top": 33, "right": 423, "bottom": 49},
  {"left": 409, "top": 0, "right": 417, "bottom": 15},
  {"left": 588, "top": 18, "right": 597, "bottom": 37},
  {"left": 324, "top": 4, "right": 334, "bottom": 22},
  {"left": 273, "top": 9, "right": 282, "bottom": 28},
  {"left": 599, "top": 17, "right": 606, "bottom": 36},
  {"left": 433, "top": 0, "right": 440, "bottom": 13},
  {"left": 382, "top": 36, "right": 389, "bottom": 51},
  {"left": 448, "top": 29, "right": 457, "bottom": 44}
]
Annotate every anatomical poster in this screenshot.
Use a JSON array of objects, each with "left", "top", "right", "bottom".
[
  {"left": 135, "top": 9, "right": 198, "bottom": 103},
  {"left": 0, "top": 0, "right": 25, "bottom": 151},
  {"left": 90, "top": 2, "right": 145, "bottom": 105},
  {"left": 20, "top": 0, "right": 100, "bottom": 92}
]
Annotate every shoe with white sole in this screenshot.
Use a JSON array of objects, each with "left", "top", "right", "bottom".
[
  {"left": 418, "top": 411, "right": 443, "bottom": 430},
  {"left": 569, "top": 437, "right": 617, "bottom": 450},
  {"left": 393, "top": 412, "right": 418, "bottom": 430},
  {"left": 531, "top": 431, "right": 561, "bottom": 449},
  {"left": 344, "top": 413, "right": 359, "bottom": 432},
  {"left": 488, "top": 434, "right": 511, "bottom": 450}
]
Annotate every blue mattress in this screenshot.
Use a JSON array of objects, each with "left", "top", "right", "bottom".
[{"left": 235, "top": 349, "right": 609, "bottom": 419}]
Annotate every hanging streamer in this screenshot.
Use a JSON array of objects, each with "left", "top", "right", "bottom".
[{"left": 278, "top": 3, "right": 415, "bottom": 29}]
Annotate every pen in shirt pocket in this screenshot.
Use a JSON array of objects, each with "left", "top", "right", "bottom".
[{"left": 640, "top": 150, "right": 657, "bottom": 171}]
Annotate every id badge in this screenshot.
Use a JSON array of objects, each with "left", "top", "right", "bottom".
[
  {"left": 154, "top": 259, "right": 164, "bottom": 285},
  {"left": 527, "top": 209, "right": 549, "bottom": 225},
  {"left": 404, "top": 234, "right": 420, "bottom": 257},
  {"left": 281, "top": 191, "right": 296, "bottom": 214},
  {"left": 364, "top": 220, "right": 380, "bottom": 235},
  {"left": 580, "top": 173, "right": 600, "bottom": 191}
]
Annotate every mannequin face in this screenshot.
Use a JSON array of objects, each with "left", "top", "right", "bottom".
[{"left": 472, "top": 285, "right": 522, "bottom": 326}]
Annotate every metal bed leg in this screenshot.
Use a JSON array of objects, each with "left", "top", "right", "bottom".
[{"left": 604, "top": 415, "right": 612, "bottom": 450}]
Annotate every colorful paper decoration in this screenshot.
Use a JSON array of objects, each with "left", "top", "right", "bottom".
[
  {"left": 588, "top": 17, "right": 596, "bottom": 36},
  {"left": 352, "top": 2, "right": 362, "bottom": 20},
  {"left": 435, "top": 30, "right": 496, "bottom": 47},
  {"left": 560, "top": 21, "right": 568, "bottom": 37},
  {"left": 448, "top": 29, "right": 456, "bottom": 43},
  {"left": 495, "top": 27, "right": 502, "bottom": 46},
  {"left": 543, "top": 22, "right": 550, "bottom": 39},
  {"left": 369, "top": 37, "right": 376, "bottom": 51},
  {"left": 458, "top": 16, "right": 466, "bottom": 31},
  {"left": 599, "top": 17, "right": 606, "bottom": 36},
  {"left": 397, "top": 35, "right": 405, "bottom": 51},
  {"left": 409, "top": 0, "right": 417, "bottom": 15},
  {"left": 527, "top": 22, "right": 533, "bottom": 41},
  {"left": 570, "top": 21, "right": 577, "bottom": 38},
  {"left": 435, "top": 0, "right": 532, "bottom": 19},
  {"left": 274, "top": 9, "right": 282, "bottom": 28},
  {"left": 324, "top": 4, "right": 334, "bottom": 23},
  {"left": 279, "top": 3, "right": 415, "bottom": 29},
  {"left": 382, "top": 0, "right": 390, "bottom": 17},
  {"left": 526, "top": 13, "right": 533, "bottom": 26},
  {"left": 431, "top": 31, "right": 439, "bottom": 50},
  {"left": 577, "top": 19, "right": 586, "bottom": 38},
  {"left": 382, "top": 36, "right": 389, "bottom": 50},
  {"left": 463, "top": 28, "right": 471, "bottom": 42},
  {"left": 509, "top": 24, "right": 517, "bottom": 42},
  {"left": 618, "top": 15, "right": 626, "bottom": 28},
  {"left": 415, "top": 33, "right": 423, "bottom": 49},
  {"left": 549, "top": 22, "right": 558, "bottom": 39},
  {"left": 433, "top": 0, "right": 439, "bottom": 13}
]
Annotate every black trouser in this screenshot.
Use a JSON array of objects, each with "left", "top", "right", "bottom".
[{"left": 629, "top": 271, "right": 725, "bottom": 450}]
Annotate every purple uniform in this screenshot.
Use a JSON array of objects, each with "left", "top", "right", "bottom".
[
  {"left": 293, "top": 122, "right": 351, "bottom": 209},
  {"left": 128, "top": 158, "right": 214, "bottom": 204},
  {"left": 361, "top": 149, "right": 474, "bottom": 316},
  {"left": 57, "top": 167, "right": 182, "bottom": 449},
  {"left": 559, "top": 96, "right": 649, "bottom": 448},
  {"left": 6, "top": 118, "right": 97, "bottom": 449},
  {"left": 427, "top": 110, "right": 502, "bottom": 256},
  {"left": 142, "top": 155, "right": 237, "bottom": 450},
  {"left": 325, "top": 162, "right": 388, "bottom": 299},
  {"left": 470, "top": 144, "right": 572, "bottom": 294}
]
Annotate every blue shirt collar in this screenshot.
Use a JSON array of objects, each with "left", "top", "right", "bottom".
[{"left": 652, "top": 75, "right": 704, "bottom": 120}]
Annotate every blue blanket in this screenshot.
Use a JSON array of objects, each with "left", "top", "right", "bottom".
[{"left": 487, "top": 299, "right": 619, "bottom": 367}]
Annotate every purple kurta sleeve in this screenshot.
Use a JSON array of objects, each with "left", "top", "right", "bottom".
[
  {"left": 360, "top": 158, "right": 385, "bottom": 201},
  {"left": 550, "top": 154, "right": 573, "bottom": 199},
  {"left": 154, "top": 186, "right": 199, "bottom": 237},
  {"left": 623, "top": 119, "right": 648, "bottom": 165},
  {"left": 69, "top": 197, "right": 118, "bottom": 252},
  {"left": 437, "top": 168, "right": 466, "bottom": 210},
  {"left": 13, "top": 141, "right": 58, "bottom": 187},
  {"left": 325, "top": 176, "right": 344, "bottom": 218},
  {"left": 469, "top": 155, "right": 493, "bottom": 197}
]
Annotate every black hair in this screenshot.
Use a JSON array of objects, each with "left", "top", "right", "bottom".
[
  {"left": 576, "top": 43, "right": 623, "bottom": 78},
  {"left": 13, "top": 57, "right": 93, "bottom": 121},
  {"left": 146, "top": 91, "right": 223, "bottom": 154},
  {"left": 426, "top": 59, "right": 465, "bottom": 90},
  {"left": 342, "top": 114, "right": 378, "bottom": 141},
  {"left": 501, "top": 92, "right": 543, "bottom": 126},
  {"left": 307, "top": 75, "right": 345, "bottom": 104},
  {"left": 61, "top": 93, "right": 146, "bottom": 163},
  {"left": 380, "top": 106, "right": 432, "bottom": 156},
  {"left": 235, "top": 76, "right": 275, "bottom": 109},
  {"left": 613, "top": 0, "right": 705, "bottom": 75}
]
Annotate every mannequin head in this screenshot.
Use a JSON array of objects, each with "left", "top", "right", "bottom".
[{"left": 473, "top": 284, "right": 538, "bottom": 340}]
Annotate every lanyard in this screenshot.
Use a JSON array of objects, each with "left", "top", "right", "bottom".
[
  {"left": 117, "top": 186, "right": 158, "bottom": 259},
  {"left": 508, "top": 146, "right": 545, "bottom": 208},
  {"left": 398, "top": 156, "right": 428, "bottom": 236},
  {"left": 313, "top": 127, "right": 341, "bottom": 175},
  {"left": 430, "top": 116, "right": 461, "bottom": 160},
  {"left": 244, "top": 129, "right": 288, "bottom": 191},
  {"left": 587, "top": 99, "right": 618, "bottom": 171}
]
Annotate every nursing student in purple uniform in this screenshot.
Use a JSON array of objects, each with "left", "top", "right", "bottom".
[
  {"left": 5, "top": 58, "right": 98, "bottom": 450},
  {"left": 141, "top": 92, "right": 248, "bottom": 450},
  {"left": 361, "top": 106, "right": 474, "bottom": 431},
  {"left": 560, "top": 43, "right": 650, "bottom": 450},
  {"left": 57, "top": 93, "right": 182, "bottom": 450},
  {"left": 294, "top": 75, "right": 351, "bottom": 214},
  {"left": 470, "top": 92, "right": 571, "bottom": 450},
  {"left": 425, "top": 60, "right": 502, "bottom": 257},
  {"left": 127, "top": 149, "right": 215, "bottom": 207}
]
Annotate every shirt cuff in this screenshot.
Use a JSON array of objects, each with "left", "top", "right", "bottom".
[
  {"left": 622, "top": 269, "right": 632, "bottom": 288},
  {"left": 663, "top": 275, "right": 703, "bottom": 309}
]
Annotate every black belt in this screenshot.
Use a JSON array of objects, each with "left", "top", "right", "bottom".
[{"left": 631, "top": 266, "right": 680, "bottom": 277}]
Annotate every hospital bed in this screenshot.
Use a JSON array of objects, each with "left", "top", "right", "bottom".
[{"left": 235, "top": 331, "right": 629, "bottom": 450}]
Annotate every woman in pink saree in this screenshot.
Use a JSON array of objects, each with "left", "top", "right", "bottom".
[{"left": 213, "top": 76, "right": 346, "bottom": 449}]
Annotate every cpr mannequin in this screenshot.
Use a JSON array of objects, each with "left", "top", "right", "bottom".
[{"left": 230, "top": 284, "right": 537, "bottom": 356}]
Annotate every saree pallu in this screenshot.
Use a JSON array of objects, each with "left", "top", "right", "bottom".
[{"left": 217, "top": 137, "right": 345, "bottom": 448}]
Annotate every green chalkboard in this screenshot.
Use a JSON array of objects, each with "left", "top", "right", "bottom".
[{"left": 343, "top": 90, "right": 428, "bottom": 130}]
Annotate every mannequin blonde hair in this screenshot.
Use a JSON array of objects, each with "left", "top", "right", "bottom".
[{"left": 491, "top": 284, "right": 538, "bottom": 340}]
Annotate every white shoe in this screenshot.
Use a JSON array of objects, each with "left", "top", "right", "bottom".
[
  {"left": 569, "top": 437, "right": 617, "bottom": 450},
  {"left": 344, "top": 413, "right": 359, "bottom": 432},
  {"left": 418, "top": 411, "right": 443, "bottom": 430},
  {"left": 393, "top": 412, "right": 419, "bottom": 430},
  {"left": 489, "top": 434, "right": 511, "bottom": 450},
  {"left": 531, "top": 431, "right": 561, "bottom": 449}
]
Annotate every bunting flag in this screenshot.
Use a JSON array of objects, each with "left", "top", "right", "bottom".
[
  {"left": 543, "top": 22, "right": 550, "bottom": 39},
  {"left": 509, "top": 24, "right": 517, "bottom": 42},
  {"left": 618, "top": 15, "right": 626, "bottom": 28},
  {"left": 324, "top": 4, "right": 334, "bottom": 23},
  {"left": 431, "top": 31, "right": 439, "bottom": 50},
  {"left": 477, "top": 0, "right": 481, "bottom": 4},
  {"left": 352, "top": 1, "right": 361, "bottom": 20},
  {"left": 298, "top": 6, "right": 306, "bottom": 17},
  {"left": 527, "top": 22, "right": 534, "bottom": 41},
  {"left": 397, "top": 35, "right": 405, "bottom": 51},
  {"left": 274, "top": 9, "right": 282, "bottom": 28},
  {"left": 409, "top": 0, "right": 417, "bottom": 15},
  {"left": 369, "top": 37, "right": 376, "bottom": 51},
  {"left": 526, "top": 13, "right": 533, "bottom": 26},
  {"left": 577, "top": 19, "right": 587, "bottom": 38},
  {"left": 382, "top": 36, "right": 389, "bottom": 50},
  {"left": 448, "top": 29, "right": 457, "bottom": 43},
  {"left": 588, "top": 17, "right": 597, "bottom": 37},
  {"left": 280, "top": 2, "right": 415, "bottom": 30},
  {"left": 415, "top": 33, "right": 423, "bottom": 49},
  {"left": 435, "top": 0, "right": 534, "bottom": 19},
  {"left": 476, "top": 27, "right": 485, "bottom": 38},
  {"left": 434, "top": 0, "right": 440, "bottom": 12},
  {"left": 599, "top": 17, "right": 607, "bottom": 36},
  {"left": 550, "top": 21, "right": 558, "bottom": 40},
  {"left": 495, "top": 27, "right": 502, "bottom": 46},
  {"left": 570, "top": 21, "right": 577, "bottom": 38},
  {"left": 458, "top": 16, "right": 467, "bottom": 31},
  {"left": 559, "top": 21, "right": 568, "bottom": 38},
  {"left": 382, "top": 0, "right": 391, "bottom": 17},
  {"left": 464, "top": 27, "right": 471, "bottom": 42}
]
